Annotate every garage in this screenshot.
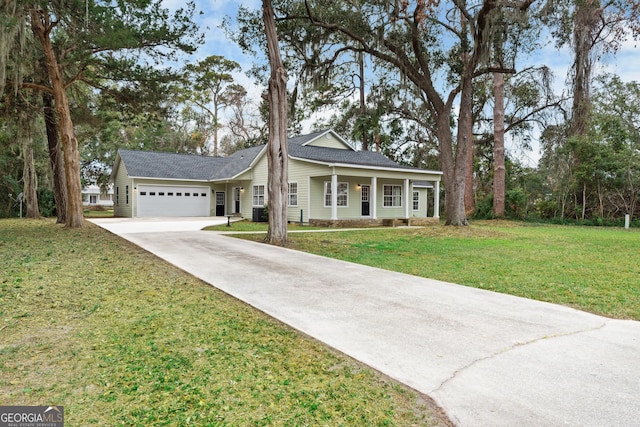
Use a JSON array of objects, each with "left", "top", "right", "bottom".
[{"left": 137, "top": 185, "right": 211, "bottom": 217}]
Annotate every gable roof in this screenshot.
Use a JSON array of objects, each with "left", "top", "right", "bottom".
[
  {"left": 114, "top": 130, "right": 441, "bottom": 182},
  {"left": 211, "top": 145, "right": 265, "bottom": 179},
  {"left": 288, "top": 129, "right": 355, "bottom": 150}
]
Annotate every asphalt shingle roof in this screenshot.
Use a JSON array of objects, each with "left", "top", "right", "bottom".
[
  {"left": 118, "top": 149, "right": 227, "bottom": 180},
  {"left": 117, "top": 130, "right": 432, "bottom": 181},
  {"left": 288, "top": 143, "right": 418, "bottom": 170}
]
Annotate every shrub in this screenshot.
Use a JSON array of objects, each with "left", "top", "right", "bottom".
[
  {"left": 37, "top": 188, "right": 57, "bottom": 218},
  {"left": 506, "top": 188, "right": 527, "bottom": 220}
]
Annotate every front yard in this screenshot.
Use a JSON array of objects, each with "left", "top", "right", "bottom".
[
  {"left": 0, "top": 219, "right": 448, "bottom": 426},
  {"left": 218, "top": 220, "right": 640, "bottom": 320}
]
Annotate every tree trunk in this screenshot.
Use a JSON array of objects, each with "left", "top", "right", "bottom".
[
  {"left": 358, "top": 51, "right": 368, "bottom": 151},
  {"left": 19, "top": 110, "right": 40, "bottom": 218},
  {"left": 570, "top": 2, "right": 599, "bottom": 139},
  {"left": 440, "top": 72, "right": 472, "bottom": 226},
  {"left": 464, "top": 111, "right": 475, "bottom": 217},
  {"left": 493, "top": 71, "right": 506, "bottom": 217},
  {"left": 263, "top": 0, "right": 288, "bottom": 246},
  {"left": 42, "top": 81, "right": 67, "bottom": 223},
  {"left": 30, "top": 7, "right": 83, "bottom": 228}
]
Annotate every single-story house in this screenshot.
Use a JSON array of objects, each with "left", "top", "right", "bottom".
[
  {"left": 82, "top": 184, "right": 114, "bottom": 207},
  {"left": 110, "top": 129, "right": 442, "bottom": 224}
]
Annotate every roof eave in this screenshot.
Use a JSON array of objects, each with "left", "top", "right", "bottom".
[
  {"left": 128, "top": 176, "right": 212, "bottom": 183},
  {"left": 289, "top": 155, "right": 443, "bottom": 176}
]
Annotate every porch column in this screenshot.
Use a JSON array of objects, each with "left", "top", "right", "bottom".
[
  {"left": 371, "top": 176, "right": 377, "bottom": 219},
  {"left": 331, "top": 173, "right": 338, "bottom": 220},
  {"left": 404, "top": 179, "right": 410, "bottom": 219},
  {"left": 434, "top": 180, "right": 440, "bottom": 219}
]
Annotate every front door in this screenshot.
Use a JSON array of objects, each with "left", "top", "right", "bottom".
[
  {"left": 233, "top": 187, "right": 241, "bottom": 213},
  {"left": 361, "top": 185, "right": 370, "bottom": 216},
  {"left": 215, "top": 191, "right": 225, "bottom": 216}
]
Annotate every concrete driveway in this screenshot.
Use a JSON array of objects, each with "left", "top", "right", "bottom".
[{"left": 89, "top": 218, "right": 640, "bottom": 426}]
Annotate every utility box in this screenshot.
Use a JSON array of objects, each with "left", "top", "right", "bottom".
[{"left": 252, "top": 207, "right": 267, "bottom": 222}]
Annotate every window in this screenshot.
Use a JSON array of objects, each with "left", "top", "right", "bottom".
[
  {"left": 167, "top": 192, "right": 173, "bottom": 196},
  {"left": 413, "top": 191, "right": 420, "bottom": 211},
  {"left": 185, "top": 192, "right": 190, "bottom": 196},
  {"left": 159, "top": 192, "right": 165, "bottom": 196},
  {"left": 149, "top": 192, "right": 156, "bottom": 196},
  {"left": 125, "top": 185, "right": 129, "bottom": 204},
  {"left": 253, "top": 185, "right": 265, "bottom": 206},
  {"left": 324, "top": 182, "right": 348, "bottom": 207},
  {"left": 201, "top": 193, "right": 207, "bottom": 197},
  {"left": 140, "top": 191, "right": 147, "bottom": 196},
  {"left": 176, "top": 192, "right": 182, "bottom": 196},
  {"left": 383, "top": 185, "right": 402, "bottom": 207},
  {"left": 116, "top": 187, "right": 119, "bottom": 204},
  {"left": 90, "top": 195, "right": 97, "bottom": 204},
  {"left": 288, "top": 182, "right": 298, "bottom": 206},
  {"left": 193, "top": 193, "right": 199, "bottom": 197}
]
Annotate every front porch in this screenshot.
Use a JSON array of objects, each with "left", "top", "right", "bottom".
[{"left": 306, "top": 173, "right": 441, "bottom": 223}]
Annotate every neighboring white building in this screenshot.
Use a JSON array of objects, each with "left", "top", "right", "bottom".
[{"left": 82, "top": 184, "right": 114, "bottom": 207}]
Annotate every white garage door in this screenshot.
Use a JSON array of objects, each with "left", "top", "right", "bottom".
[{"left": 137, "top": 185, "right": 210, "bottom": 217}]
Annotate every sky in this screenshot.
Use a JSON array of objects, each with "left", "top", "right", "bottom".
[{"left": 162, "top": 0, "right": 639, "bottom": 166}]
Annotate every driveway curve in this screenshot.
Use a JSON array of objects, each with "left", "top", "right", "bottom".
[{"left": 90, "top": 218, "right": 640, "bottom": 426}]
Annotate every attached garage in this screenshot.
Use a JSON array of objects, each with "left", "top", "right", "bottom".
[{"left": 137, "top": 185, "right": 210, "bottom": 217}]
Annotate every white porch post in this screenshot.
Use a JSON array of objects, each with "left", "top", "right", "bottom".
[
  {"left": 371, "top": 176, "right": 377, "bottom": 219},
  {"left": 331, "top": 173, "right": 338, "bottom": 220},
  {"left": 434, "top": 180, "right": 440, "bottom": 219},
  {"left": 404, "top": 179, "right": 410, "bottom": 219}
]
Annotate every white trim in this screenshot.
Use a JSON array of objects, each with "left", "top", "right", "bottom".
[
  {"left": 360, "top": 184, "right": 371, "bottom": 217},
  {"left": 288, "top": 181, "right": 298, "bottom": 206},
  {"left": 331, "top": 176, "right": 338, "bottom": 219},
  {"left": 288, "top": 155, "right": 443, "bottom": 175},
  {"left": 252, "top": 184, "right": 265, "bottom": 207},
  {"left": 137, "top": 184, "right": 210, "bottom": 217},
  {"left": 382, "top": 184, "right": 403, "bottom": 208},
  {"left": 307, "top": 176, "right": 311, "bottom": 223},
  {"left": 404, "top": 179, "right": 410, "bottom": 219},
  {"left": 371, "top": 177, "right": 377, "bottom": 219},
  {"left": 232, "top": 187, "right": 242, "bottom": 214},
  {"left": 300, "top": 129, "right": 356, "bottom": 150},
  {"left": 324, "top": 180, "right": 349, "bottom": 209},
  {"left": 215, "top": 191, "right": 226, "bottom": 216},
  {"left": 434, "top": 180, "right": 440, "bottom": 219}
]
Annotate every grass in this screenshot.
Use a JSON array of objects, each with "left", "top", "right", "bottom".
[
  {"left": 0, "top": 219, "right": 448, "bottom": 426},
  {"left": 205, "top": 221, "right": 319, "bottom": 233},
  {"left": 234, "top": 220, "right": 640, "bottom": 320},
  {"left": 83, "top": 209, "right": 114, "bottom": 218}
]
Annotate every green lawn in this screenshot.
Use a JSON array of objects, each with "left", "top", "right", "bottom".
[
  {"left": 234, "top": 220, "right": 640, "bottom": 320},
  {"left": 0, "top": 219, "right": 447, "bottom": 426},
  {"left": 83, "top": 208, "right": 114, "bottom": 218}
]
